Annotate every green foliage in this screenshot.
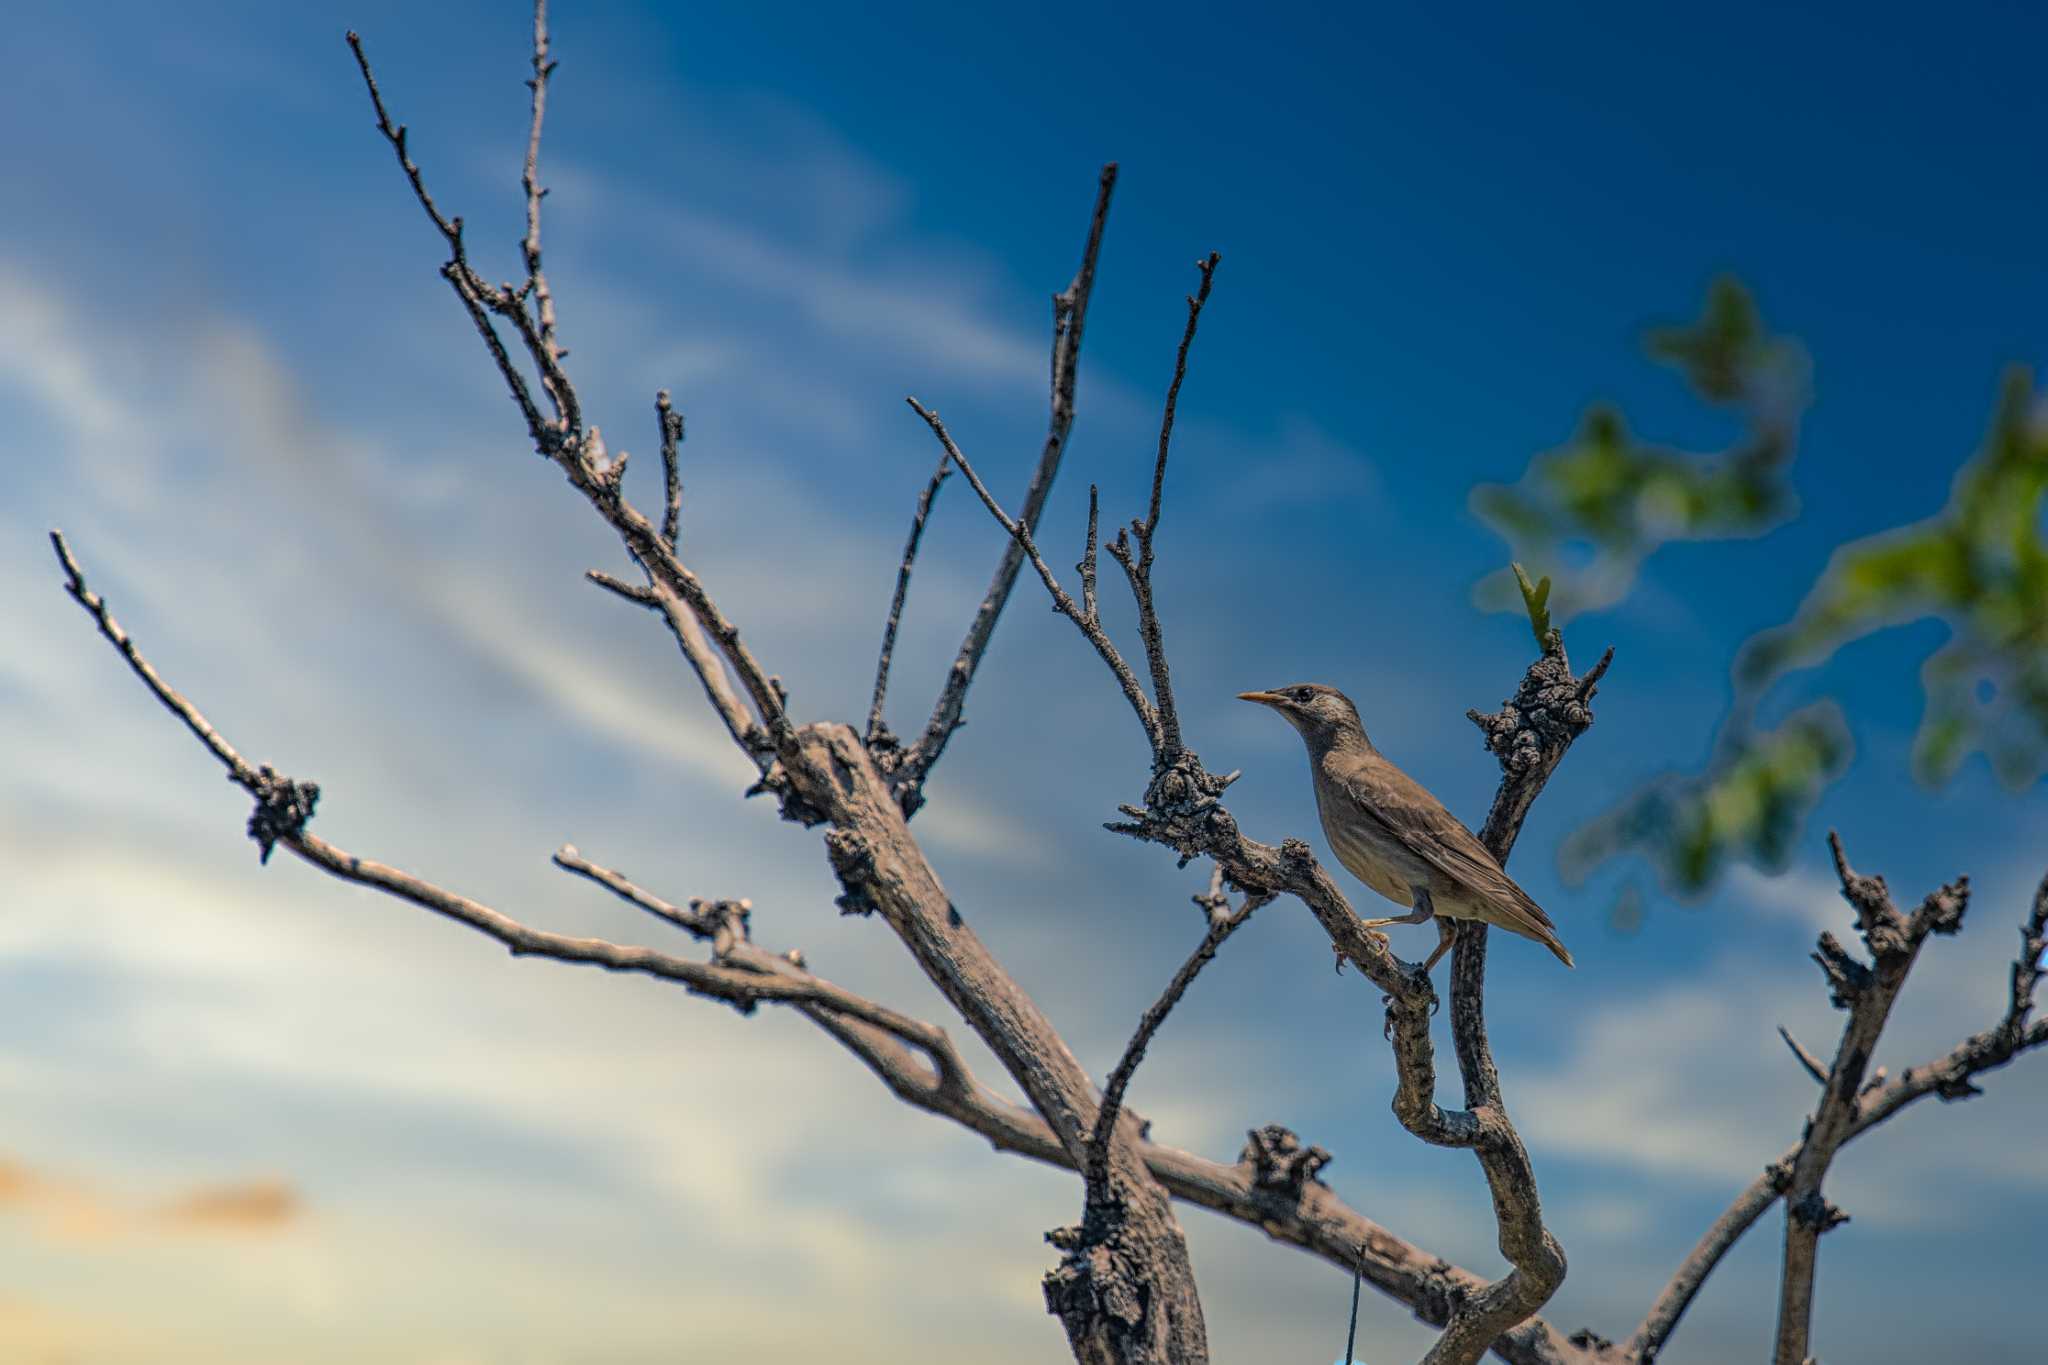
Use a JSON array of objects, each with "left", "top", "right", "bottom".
[
  {"left": 1559, "top": 702, "right": 1854, "bottom": 897},
  {"left": 1512, "top": 562, "right": 1552, "bottom": 646},
  {"left": 1483, "top": 277, "right": 2046, "bottom": 903},
  {"left": 1471, "top": 277, "right": 1810, "bottom": 622},
  {"left": 1737, "top": 368, "right": 2048, "bottom": 788}
]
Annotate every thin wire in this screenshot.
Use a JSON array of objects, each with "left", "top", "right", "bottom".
[{"left": 1342, "top": 1245, "right": 1363, "bottom": 1364}]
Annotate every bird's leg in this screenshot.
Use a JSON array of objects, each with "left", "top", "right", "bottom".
[
  {"left": 1357, "top": 885, "right": 1437, "bottom": 931},
  {"left": 1421, "top": 915, "right": 1458, "bottom": 973}
]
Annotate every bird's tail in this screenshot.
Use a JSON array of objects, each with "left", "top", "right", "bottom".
[{"left": 1542, "top": 931, "right": 1576, "bottom": 969}]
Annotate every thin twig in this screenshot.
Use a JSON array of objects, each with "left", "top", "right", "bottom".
[
  {"left": 1144, "top": 252, "right": 1220, "bottom": 549},
  {"left": 518, "top": 0, "right": 565, "bottom": 405},
  {"left": 657, "top": 389, "right": 684, "bottom": 548},
  {"left": 901, "top": 165, "right": 1117, "bottom": 788},
  {"left": 868, "top": 448, "right": 953, "bottom": 742},
  {"left": 52, "top": 532, "right": 263, "bottom": 786},
  {"left": 1079, "top": 484, "right": 1101, "bottom": 622},
  {"left": 1116, "top": 251, "right": 1220, "bottom": 761},
  {"left": 348, "top": 31, "right": 557, "bottom": 449},
  {"left": 1084, "top": 873, "right": 1271, "bottom": 1191},
  {"left": 907, "top": 398, "right": 1162, "bottom": 748},
  {"left": 551, "top": 843, "right": 750, "bottom": 942},
  {"left": 1777, "top": 1025, "right": 1829, "bottom": 1086},
  {"left": 584, "top": 569, "right": 765, "bottom": 759}
]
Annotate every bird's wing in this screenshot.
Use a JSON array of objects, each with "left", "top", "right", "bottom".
[{"left": 1327, "top": 750, "right": 1559, "bottom": 935}]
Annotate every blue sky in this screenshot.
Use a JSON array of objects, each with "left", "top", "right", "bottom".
[{"left": 4, "top": 2, "right": 2044, "bottom": 1362}]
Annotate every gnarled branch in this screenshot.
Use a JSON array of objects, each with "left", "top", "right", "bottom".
[{"left": 1628, "top": 854, "right": 2046, "bottom": 1364}]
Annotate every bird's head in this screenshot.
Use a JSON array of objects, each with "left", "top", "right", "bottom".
[{"left": 1237, "top": 682, "right": 1366, "bottom": 747}]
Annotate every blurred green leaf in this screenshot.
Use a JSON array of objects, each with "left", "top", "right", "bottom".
[
  {"left": 1471, "top": 277, "right": 1810, "bottom": 624},
  {"left": 1560, "top": 702, "right": 1853, "bottom": 898},
  {"left": 1553, "top": 369, "right": 2048, "bottom": 902},
  {"left": 1737, "top": 368, "right": 2048, "bottom": 790}
]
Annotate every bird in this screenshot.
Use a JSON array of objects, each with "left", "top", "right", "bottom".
[{"left": 1238, "top": 682, "right": 1573, "bottom": 973}]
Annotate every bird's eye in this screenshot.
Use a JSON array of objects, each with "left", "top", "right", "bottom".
[{"left": 1292, "top": 687, "right": 1313, "bottom": 704}]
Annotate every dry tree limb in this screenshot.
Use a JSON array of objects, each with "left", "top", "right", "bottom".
[
  {"left": 908, "top": 399, "right": 1163, "bottom": 751},
  {"left": 52, "top": 532, "right": 907, "bottom": 1038},
  {"left": 1103, "top": 250, "right": 1219, "bottom": 762},
  {"left": 1769, "top": 834, "right": 1967, "bottom": 1365},
  {"left": 1084, "top": 868, "right": 1273, "bottom": 1195},
  {"left": 348, "top": 18, "right": 786, "bottom": 748},
  {"left": 554, "top": 835, "right": 1597, "bottom": 1365},
  {"left": 883, "top": 165, "right": 1119, "bottom": 816},
  {"left": 585, "top": 569, "right": 764, "bottom": 765},
  {"left": 1625, "top": 853, "right": 2048, "bottom": 1365},
  {"left": 656, "top": 389, "right": 684, "bottom": 549},
  {"left": 867, "top": 447, "right": 953, "bottom": 746},
  {"left": 1777, "top": 1025, "right": 1830, "bottom": 1087},
  {"left": 1411, "top": 634, "right": 1616, "bottom": 1363}
]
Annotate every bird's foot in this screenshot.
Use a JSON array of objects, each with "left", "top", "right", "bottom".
[
  {"left": 1330, "top": 929, "right": 1389, "bottom": 975},
  {"left": 1406, "top": 962, "right": 1440, "bottom": 1012}
]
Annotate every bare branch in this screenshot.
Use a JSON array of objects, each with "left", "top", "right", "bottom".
[
  {"left": 343, "top": 32, "right": 463, "bottom": 253},
  {"left": 1777, "top": 1025, "right": 1829, "bottom": 1086},
  {"left": 1144, "top": 254, "right": 1218, "bottom": 543},
  {"left": 868, "top": 447, "right": 953, "bottom": 744},
  {"left": 51, "top": 531, "right": 265, "bottom": 789},
  {"left": 551, "top": 843, "right": 752, "bottom": 944},
  {"left": 1107, "top": 250, "right": 1219, "bottom": 762},
  {"left": 1370, "top": 630, "right": 1614, "bottom": 1364},
  {"left": 777, "top": 953, "right": 1594, "bottom": 1365},
  {"left": 1633, "top": 872, "right": 2046, "bottom": 1362},
  {"left": 518, "top": 0, "right": 566, "bottom": 403},
  {"left": 1771, "top": 836, "right": 1969, "bottom": 1365},
  {"left": 51, "top": 542, "right": 908, "bottom": 1026},
  {"left": 1079, "top": 483, "right": 1101, "bottom": 623},
  {"left": 657, "top": 389, "right": 684, "bottom": 548},
  {"left": 351, "top": 21, "right": 788, "bottom": 746},
  {"left": 1085, "top": 876, "right": 1272, "bottom": 1192},
  {"left": 584, "top": 568, "right": 765, "bottom": 762},
  {"left": 585, "top": 569, "right": 655, "bottom": 604},
  {"left": 907, "top": 398, "right": 1162, "bottom": 748},
  {"left": 347, "top": 30, "right": 559, "bottom": 447},
  {"left": 897, "top": 165, "right": 1117, "bottom": 799},
  {"left": 564, "top": 843, "right": 1595, "bottom": 1365}
]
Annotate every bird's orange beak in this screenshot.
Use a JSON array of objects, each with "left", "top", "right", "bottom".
[{"left": 1237, "top": 690, "right": 1284, "bottom": 706}]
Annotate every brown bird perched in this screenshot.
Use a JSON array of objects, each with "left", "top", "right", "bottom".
[{"left": 1239, "top": 683, "right": 1574, "bottom": 973}]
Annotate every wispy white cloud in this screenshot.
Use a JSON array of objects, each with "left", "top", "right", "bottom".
[
  {"left": 1518, "top": 903, "right": 2048, "bottom": 1226},
  {"left": 1199, "top": 413, "right": 1383, "bottom": 513},
  {"left": 549, "top": 159, "right": 1047, "bottom": 387}
]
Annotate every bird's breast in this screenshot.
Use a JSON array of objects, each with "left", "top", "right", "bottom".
[{"left": 1315, "top": 792, "right": 1415, "bottom": 907}]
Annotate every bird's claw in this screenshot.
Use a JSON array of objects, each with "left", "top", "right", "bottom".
[
  {"left": 1331, "top": 928, "right": 1389, "bottom": 975},
  {"left": 1408, "top": 967, "right": 1440, "bottom": 1012}
]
